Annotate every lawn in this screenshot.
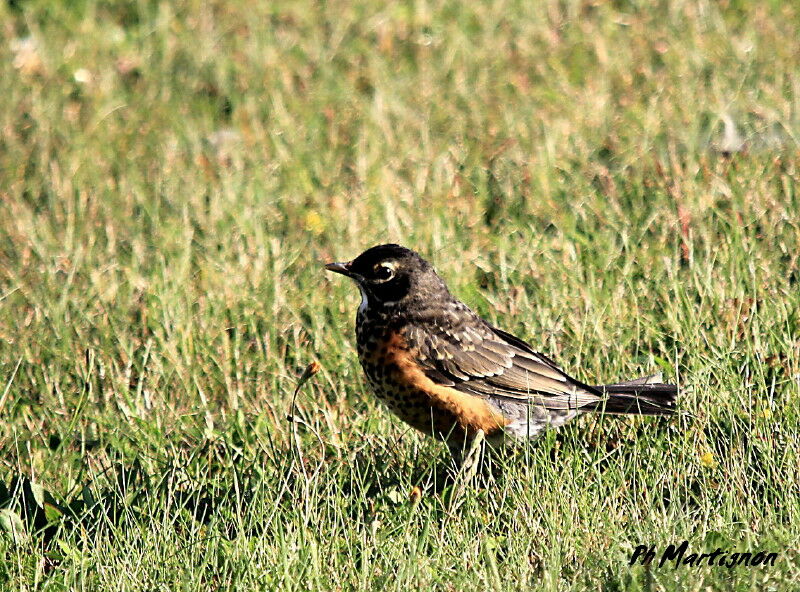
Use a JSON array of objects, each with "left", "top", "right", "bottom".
[{"left": 0, "top": 0, "right": 798, "bottom": 589}]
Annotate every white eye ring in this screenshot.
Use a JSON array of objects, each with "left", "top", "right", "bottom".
[{"left": 374, "top": 262, "right": 396, "bottom": 281}]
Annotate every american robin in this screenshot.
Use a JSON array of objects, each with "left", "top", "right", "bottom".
[{"left": 325, "top": 244, "right": 677, "bottom": 461}]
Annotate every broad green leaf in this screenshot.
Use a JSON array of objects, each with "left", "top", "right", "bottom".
[{"left": 0, "top": 509, "right": 27, "bottom": 544}]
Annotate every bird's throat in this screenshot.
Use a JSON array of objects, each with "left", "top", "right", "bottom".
[{"left": 358, "top": 285, "right": 369, "bottom": 315}]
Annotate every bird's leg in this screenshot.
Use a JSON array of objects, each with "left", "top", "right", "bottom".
[{"left": 448, "top": 429, "right": 486, "bottom": 480}]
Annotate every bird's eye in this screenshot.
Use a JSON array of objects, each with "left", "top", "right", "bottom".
[{"left": 373, "top": 263, "right": 395, "bottom": 281}]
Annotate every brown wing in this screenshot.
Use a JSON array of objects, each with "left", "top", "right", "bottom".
[{"left": 404, "top": 321, "right": 602, "bottom": 411}]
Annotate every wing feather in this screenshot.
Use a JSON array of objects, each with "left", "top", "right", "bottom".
[{"left": 407, "top": 320, "right": 601, "bottom": 410}]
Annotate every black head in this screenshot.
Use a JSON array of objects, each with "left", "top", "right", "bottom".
[{"left": 325, "top": 244, "right": 447, "bottom": 308}]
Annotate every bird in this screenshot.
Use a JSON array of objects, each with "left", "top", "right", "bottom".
[{"left": 325, "top": 244, "right": 678, "bottom": 463}]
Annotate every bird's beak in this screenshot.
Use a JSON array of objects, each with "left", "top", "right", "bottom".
[{"left": 324, "top": 261, "right": 354, "bottom": 277}]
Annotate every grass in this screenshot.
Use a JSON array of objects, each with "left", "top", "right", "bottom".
[{"left": 1, "top": 0, "right": 799, "bottom": 589}]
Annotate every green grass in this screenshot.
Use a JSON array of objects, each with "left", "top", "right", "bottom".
[{"left": 1, "top": 0, "right": 799, "bottom": 589}]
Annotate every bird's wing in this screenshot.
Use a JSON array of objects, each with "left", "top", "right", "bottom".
[{"left": 404, "top": 321, "right": 601, "bottom": 410}]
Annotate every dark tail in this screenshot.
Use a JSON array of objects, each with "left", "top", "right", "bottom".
[{"left": 587, "top": 373, "right": 678, "bottom": 416}]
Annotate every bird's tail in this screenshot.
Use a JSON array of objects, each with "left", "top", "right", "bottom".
[{"left": 587, "top": 373, "right": 678, "bottom": 416}]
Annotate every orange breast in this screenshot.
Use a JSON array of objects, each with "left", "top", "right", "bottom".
[{"left": 358, "top": 330, "right": 509, "bottom": 438}]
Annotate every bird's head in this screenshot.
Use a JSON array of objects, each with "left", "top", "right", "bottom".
[{"left": 325, "top": 244, "right": 445, "bottom": 309}]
